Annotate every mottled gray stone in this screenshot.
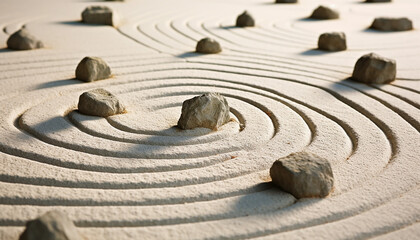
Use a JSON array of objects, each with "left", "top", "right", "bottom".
[
  {"left": 78, "top": 88, "right": 125, "bottom": 117},
  {"left": 275, "top": 0, "right": 297, "bottom": 3},
  {"left": 75, "top": 56, "right": 111, "bottom": 82},
  {"left": 19, "top": 211, "right": 82, "bottom": 240},
  {"left": 352, "top": 53, "right": 396, "bottom": 84},
  {"left": 270, "top": 152, "right": 334, "bottom": 198},
  {"left": 178, "top": 93, "right": 230, "bottom": 130},
  {"left": 310, "top": 6, "right": 339, "bottom": 20},
  {"left": 318, "top": 32, "right": 347, "bottom": 51},
  {"left": 196, "top": 38, "right": 222, "bottom": 54},
  {"left": 236, "top": 11, "right": 255, "bottom": 27},
  {"left": 81, "top": 6, "right": 118, "bottom": 26},
  {"left": 7, "top": 29, "right": 44, "bottom": 50},
  {"left": 371, "top": 17, "right": 413, "bottom": 31}
]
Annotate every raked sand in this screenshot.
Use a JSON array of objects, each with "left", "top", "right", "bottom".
[{"left": 0, "top": 0, "right": 419, "bottom": 239}]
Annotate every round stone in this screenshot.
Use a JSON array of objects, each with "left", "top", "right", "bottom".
[
  {"left": 196, "top": 38, "right": 222, "bottom": 54},
  {"left": 318, "top": 32, "right": 347, "bottom": 51},
  {"left": 270, "top": 152, "right": 335, "bottom": 199},
  {"left": 352, "top": 53, "right": 396, "bottom": 84},
  {"left": 78, "top": 88, "right": 125, "bottom": 117},
  {"left": 7, "top": 29, "right": 44, "bottom": 50},
  {"left": 75, "top": 56, "right": 111, "bottom": 82},
  {"left": 177, "top": 92, "right": 231, "bottom": 130},
  {"left": 310, "top": 5, "right": 339, "bottom": 20},
  {"left": 236, "top": 11, "right": 255, "bottom": 27},
  {"left": 370, "top": 17, "right": 413, "bottom": 31},
  {"left": 81, "top": 6, "right": 118, "bottom": 26}
]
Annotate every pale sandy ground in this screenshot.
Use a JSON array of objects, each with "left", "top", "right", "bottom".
[{"left": 0, "top": 0, "right": 419, "bottom": 239}]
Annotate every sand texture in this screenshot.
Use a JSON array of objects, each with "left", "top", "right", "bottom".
[{"left": 0, "top": 0, "right": 419, "bottom": 239}]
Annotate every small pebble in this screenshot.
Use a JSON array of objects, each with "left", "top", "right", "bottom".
[
  {"left": 78, "top": 88, "right": 125, "bottom": 117},
  {"left": 370, "top": 17, "right": 413, "bottom": 31},
  {"left": 318, "top": 32, "right": 347, "bottom": 51},
  {"left": 310, "top": 5, "right": 339, "bottom": 20},
  {"left": 236, "top": 11, "right": 255, "bottom": 27},
  {"left": 196, "top": 38, "right": 222, "bottom": 54},
  {"left": 19, "top": 210, "right": 82, "bottom": 240},
  {"left": 275, "top": 0, "right": 297, "bottom": 3},
  {"left": 81, "top": 6, "right": 118, "bottom": 26},
  {"left": 270, "top": 152, "right": 334, "bottom": 198},
  {"left": 352, "top": 52, "right": 396, "bottom": 84},
  {"left": 7, "top": 29, "right": 44, "bottom": 50},
  {"left": 75, "top": 56, "right": 111, "bottom": 82},
  {"left": 178, "top": 92, "right": 230, "bottom": 130}
]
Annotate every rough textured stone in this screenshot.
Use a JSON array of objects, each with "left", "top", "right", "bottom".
[
  {"left": 75, "top": 56, "right": 111, "bottom": 82},
  {"left": 78, "top": 88, "right": 125, "bottom": 117},
  {"left": 270, "top": 152, "right": 334, "bottom": 198},
  {"left": 19, "top": 210, "right": 82, "bottom": 240},
  {"left": 318, "top": 32, "right": 347, "bottom": 51},
  {"left": 196, "top": 38, "right": 222, "bottom": 54},
  {"left": 7, "top": 29, "right": 44, "bottom": 50},
  {"left": 370, "top": 17, "right": 413, "bottom": 31},
  {"left": 81, "top": 6, "right": 118, "bottom": 26},
  {"left": 352, "top": 53, "right": 396, "bottom": 84},
  {"left": 366, "top": 0, "right": 391, "bottom": 2},
  {"left": 275, "top": 0, "right": 297, "bottom": 3},
  {"left": 310, "top": 6, "right": 339, "bottom": 20},
  {"left": 178, "top": 93, "right": 230, "bottom": 130},
  {"left": 236, "top": 11, "right": 255, "bottom": 27}
]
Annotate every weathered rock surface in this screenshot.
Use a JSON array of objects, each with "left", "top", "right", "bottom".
[
  {"left": 7, "top": 29, "right": 44, "bottom": 50},
  {"left": 270, "top": 152, "right": 334, "bottom": 198},
  {"left": 78, "top": 88, "right": 125, "bottom": 117},
  {"left": 236, "top": 11, "right": 255, "bottom": 27},
  {"left": 275, "top": 0, "right": 297, "bottom": 3},
  {"left": 352, "top": 53, "right": 396, "bottom": 84},
  {"left": 178, "top": 93, "right": 230, "bottom": 130},
  {"left": 371, "top": 17, "right": 413, "bottom": 31},
  {"left": 19, "top": 210, "right": 82, "bottom": 240},
  {"left": 310, "top": 6, "right": 339, "bottom": 20},
  {"left": 75, "top": 56, "right": 111, "bottom": 82},
  {"left": 318, "top": 32, "right": 347, "bottom": 51},
  {"left": 81, "top": 6, "right": 118, "bottom": 26},
  {"left": 196, "top": 38, "right": 222, "bottom": 54}
]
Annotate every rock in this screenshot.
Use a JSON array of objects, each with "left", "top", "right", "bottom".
[
  {"left": 365, "top": 0, "right": 391, "bottom": 2},
  {"left": 19, "top": 210, "right": 82, "bottom": 240},
  {"left": 7, "top": 29, "right": 44, "bottom": 50},
  {"left": 75, "top": 56, "right": 111, "bottom": 82},
  {"left": 178, "top": 93, "right": 230, "bottom": 130},
  {"left": 196, "top": 38, "right": 222, "bottom": 54},
  {"left": 310, "top": 6, "right": 339, "bottom": 20},
  {"left": 78, "top": 88, "right": 125, "bottom": 117},
  {"left": 318, "top": 32, "right": 347, "bottom": 51},
  {"left": 81, "top": 6, "right": 118, "bottom": 26},
  {"left": 275, "top": 0, "right": 297, "bottom": 3},
  {"left": 236, "top": 11, "right": 255, "bottom": 27},
  {"left": 352, "top": 53, "right": 396, "bottom": 84},
  {"left": 370, "top": 17, "right": 413, "bottom": 31},
  {"left": 270, "top": 152, "right": 334, "bottom": 198}
]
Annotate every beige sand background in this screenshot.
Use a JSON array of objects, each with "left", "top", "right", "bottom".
[{"left": 0, "top": 0, "right": 419, "bottom": 239}]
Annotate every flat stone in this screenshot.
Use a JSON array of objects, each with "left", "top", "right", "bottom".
[
  {"left": 371, "top": 17, "right": 413, "bottom": 31},
  {"left": 310, "top": 6, "right": 339, "bottom": 20},
  {"left": 366, "top": 0, "right": 391, "bottom": 2},
  {"left": 236, "top": 11, "right": 255, "bottom": 27},
  {"left": 75, "top": 56, "right": 111, "bottom": 82},
  {"left": 81, "top": 6, "right": 118, "bottom": 26},
  {"left": 318, "top": 32, "right": 347, "bottom": 51},
  {"left": 19, "top": 210, "right": 82, "bottom": 240},
  {"left": 178, "top": 93, "right": 230, "bottom": 130},
  {"left": 352, "top": 52, "right": 396, "bottom": 84},
  {"left": 275, "top": 0, "right": 297, "bottom": 3},
  {"left": 196, "top": 38, "right": 222, "bottom": 54},
  {"left": 7, "top": 29, "right": 44, "bottom": 50},
  {"left": 270, "top": 152, "right": 334, "bottom": 198},
  {"left": 78, "top": 88, "right": 125, "bottom": 117}
]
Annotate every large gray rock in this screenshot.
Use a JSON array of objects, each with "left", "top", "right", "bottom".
[
  {"left": 78, "top": 88, "right": 125, "bottom": 117},
  {"left": 19, "top": 210, "right": 82, "bottom": 240},
  {"left": 310, "top": 6, "right": 339, "bottom": 20},
  {"left": 270, "top": 152, "right": 334, "bottom": 198},
  {"left": 318, "top": 32, "right": 347, "bottom": 51},
  {"left": 178, "top": 93, "right": 230, "bottom": 130},
  {"left": 236, "top": 11, "right": 255, "bottom": 27},
  {"left": 7, "top": 29, "right": 44, "bottom": 50},
  {"left": 196, "top": 38, "right": 222, "bottom": 54},
  {"left": 370, "top": 17, "right": 413, "bottom": 31},
  {"left": 81, "top": 6, "right": 118, "bottom": 26},
  {"left": 275, "top": 0, "right": 297, "bottom": 3},
  {"left": 352, "top": 53, "right": 396, "bottom": 84},
  {"left": 75, "top": 56, "right": 111, "bottom": 82}
]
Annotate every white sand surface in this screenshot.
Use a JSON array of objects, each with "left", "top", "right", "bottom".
[{"left": 0, "top": 0, "right": 419, "bottom": 239}]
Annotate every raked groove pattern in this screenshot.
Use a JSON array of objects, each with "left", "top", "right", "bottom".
[{"left": 0, "top": 0, "right": 419, "bottom": 239}]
